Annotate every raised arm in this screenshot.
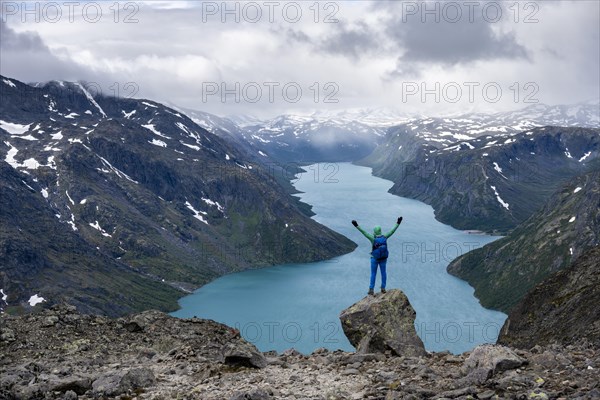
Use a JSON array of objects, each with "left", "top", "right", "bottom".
[
  {"left": 352, "top": 220, "right": 374, "bottom": 243},
  {"left": 384, "top": 217, "right": 403, "bottom": 238}
]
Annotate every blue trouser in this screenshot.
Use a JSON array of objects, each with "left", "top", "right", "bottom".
[{"left": 369, "top": 257, "right": 387, "bottom": 289}]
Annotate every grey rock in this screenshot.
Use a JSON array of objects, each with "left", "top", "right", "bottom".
[
  {"left": 477, "top": 390, "right": 497, "bottom": 399},
  {"left": 63, "top": 390, "right": 77, "bottom": 400},
  {"left": 462, "top": 344, "right": 526, "bottom": 384},
  {"left": 92, "top": 373, "right": 124, "bottom": 396},
  {"left": 438, "top": 386, "right": 477, "bottom": 398},
  {"left": 42, "top": 316, "right": 59, "bottom": 327},
  {"left": 339, "top": 289, "right": 426, "bottom": 357},
  {"left": 348, "top": 353, "right": 386, "bottom": 364},
  {"left": 0, "top": 328, "right": 16, "bottom": 342},
  {"left": 92, "top": 368, "right": 155, "bottom": 396},
  {"left": 222, "top": 341, "right": 267, "bottom": 369},
  {"left": 341, "top": 368, "right": 360, "bottom": 375},
  {"left": 124, "top": 321, "right": 143, "bottom": 333},
  {"left": 119, "top": 368, "right": 156, "bottom": 391},
  {"left": 531, "top": 350, "right": 571, "bottom": 369},
  {"left": 49, "top": 376, "right": 92, "bottom": 395}
]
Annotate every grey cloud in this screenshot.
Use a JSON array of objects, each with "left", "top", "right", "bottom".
[
  {"left": 317, "top": 21, "right": 380, "bottom": 60},
  {"left": 389, "top": 19, "right": 529, "bottom": 65},
  {"left": 286, "top": 21, "right": 380, "bottom": 61},
  {"left": 0, "top": 20, "right": 94, "bottom": 83},
  {"left": 0, "top": 19, "right": 47, "bottom": 51},
  {"left": 370, "top": 1, "right": 530, "bottom": 78}
]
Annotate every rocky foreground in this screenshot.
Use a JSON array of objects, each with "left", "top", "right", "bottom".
[{"left": 1, "top": 291, "right": 599, "bottom": 400}]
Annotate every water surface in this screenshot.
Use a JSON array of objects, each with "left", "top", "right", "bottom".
[{"left": 173, "top": 163, "right": 506, "bottom": 354}]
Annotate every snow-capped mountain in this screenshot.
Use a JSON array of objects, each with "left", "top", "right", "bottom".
[
  {"left": 387, "top": 101, "right": 599, "bottom": 150},
  {"left": 307, "top": 107, "right": 412, "bottom": 127},
  {"left": 238, "top": 114, "right": 386, "bottom": 163},
  {"left": 0, "top": 76, "right": 354, "bottom": 315},
  {"left": 221, "top": 101, "right": 599, "bottom": 163}
]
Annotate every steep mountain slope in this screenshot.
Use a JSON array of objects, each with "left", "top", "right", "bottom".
[
  {"left": 447, "top": 170, "right": 600, "bottom": 312},
  {"left": 363, "top": 126, "right": 599, "bottom": 232},
  {"left": 498, "top": 245, "right": 600, "bottom": 349},
  {"left": 0, "top": 162, "right": 182, "bottom": 316},
  {"left": 0, "top": 76, "right": 356, "bottom": 315}
]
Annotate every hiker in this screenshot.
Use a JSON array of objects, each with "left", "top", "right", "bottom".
[{"left": 352, "top": 217, "right": 402, "bottom": 296}]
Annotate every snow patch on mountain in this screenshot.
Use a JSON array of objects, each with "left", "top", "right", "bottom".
[
  {"left": 3, "top": 78, "right": 16, "bottom": 88},
  {"left": 149, "top": 139, "right": 167, "bottom": 148},
  {"left": 0, "top": 120, "right": 32, "bottom": 135},
  {"left": 97, "top": 156, "right": 139, "bottom": 184},
  {"left": 51, "top": 131, "right": 63, "bottom": 140},
  {"left": 565, "top": 148, "right": 573, "bottom": 158},
  {"left": 143, "top": 124, "right": 171, "bottom": 139},
  {"left": 490, "top": 185, "right": 510, "bottom": 210},
  {"left": 28, "top": 294, "right": 45, "bottom": 307},
  {"left": 185, "top": 201, "right": 208, "bottom": 224},
  {"left": 66, "top": 190, "right": 75, "bottom": 205},
  {"left": 579, "top": 151, "right": 592, "bottom": 162},
  {"left": 493, "top": 162, "right": 507, "bottom": 179},
  {"left": 202, "top": 197, "right": 224, "bottom": 212},
  {"left": 180, "top": 142, "right": 200, "bottom": 151},
  {"left": 89, "top": 221, "right": 112, "bottom": 237},
  {"left": 122, "top": 110, "right": 136, "bottom": 119}
]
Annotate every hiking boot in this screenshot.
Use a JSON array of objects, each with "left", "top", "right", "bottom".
[
  {"left": 368, "top": 288, "right": 374, "bottom": 296},
  {"left": 381, "top": 288, "right": 386, "bottom": 294}
]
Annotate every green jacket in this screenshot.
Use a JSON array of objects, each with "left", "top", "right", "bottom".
[{"left": 355, "top": 224, "right": 400, "bottom": 245}]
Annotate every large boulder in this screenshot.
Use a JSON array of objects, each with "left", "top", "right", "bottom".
[
  {"left": 461, "top": 344, "right": 526, "bottom": 384},
  {"left": 339, "top": 289, "right": 426, "bottom": 357}
]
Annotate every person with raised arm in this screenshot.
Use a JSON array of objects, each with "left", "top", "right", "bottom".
[{"left": 352, "top": 217, "right": 403, "bottom": 296}]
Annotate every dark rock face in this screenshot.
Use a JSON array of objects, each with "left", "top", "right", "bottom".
[
  {"left": 448, "top": 170, "right": 600, "bottom": 312},
  {"left": 499, "top": 246, "right": 600, "bottom": 349},
  {"left": 339, "top": 289, "right": 426, "bottom": 357}
]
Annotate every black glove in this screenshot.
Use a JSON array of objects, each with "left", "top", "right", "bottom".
[
  {"left": 352, "top": 220, "right": 358, "bottom": 227},
  {"left": 397, "top": 217, "right": 403, "bottom": 224}
]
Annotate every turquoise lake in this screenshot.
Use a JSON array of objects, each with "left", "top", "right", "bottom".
[{"left": 172, "top": 163, "right": 507, "bottom": 355}]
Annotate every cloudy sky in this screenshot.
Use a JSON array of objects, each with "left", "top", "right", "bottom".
[{"left": 1, "top": 0, "right": 599, "bottom": 118}]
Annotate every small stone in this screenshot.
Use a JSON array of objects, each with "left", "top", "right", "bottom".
[
  {"left": 478, "top": 390, "right": 496, "bottom": 399},
  {"left": 124, "top": 321, "right": 143, "bottom": 333},
  {"left": 528, "top": 390, "right": 549, "bottom": 399},
  {"left": 43, "top": 316, "right": 59, "bottom": 327},
  {"left": 341, "top": 368, "right": 360, "bottom": 375},
  {"left": 63, "top": 390, "right": 77, "bottom": 400}
]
